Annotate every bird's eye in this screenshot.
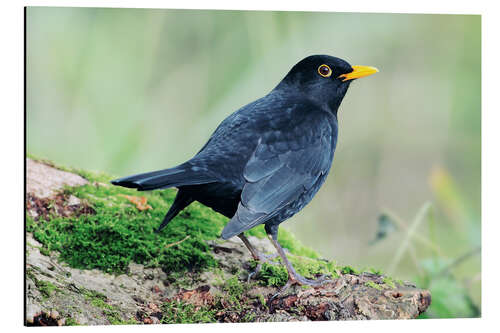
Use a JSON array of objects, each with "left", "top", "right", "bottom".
[{"left": 317, "top": 64, "right": 332, "bottom": 78}]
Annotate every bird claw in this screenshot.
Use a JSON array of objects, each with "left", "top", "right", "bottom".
[
  {"left": 247, "top": 262, "right": 262, "bottom": 283},
  {"left": 290, "top": 273, "right": 332, "bottom": 287},
  {"left": 267, "top": 273, "right": 333, "bottom": 305},
  {"left": 267, "top": 280, "right": 294, "bottom": 304}
]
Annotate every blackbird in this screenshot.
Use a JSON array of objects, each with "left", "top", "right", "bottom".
[{"left": 111, "top": 55, "right": 378, "bottom": 289}]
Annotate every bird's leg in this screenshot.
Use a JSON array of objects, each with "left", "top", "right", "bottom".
[
  {"left": 238, "top": 233, "right": 277, "bottom": 261},
  {"left": 237, "top": 233, "right": 279, "bottom": 282},
  {"left": 267, "top": 234, "right": 332, "bottom": 301}
]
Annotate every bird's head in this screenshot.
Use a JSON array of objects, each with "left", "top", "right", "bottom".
[{"left": 276, "top": 55, "right": 378, "bottom": 113}]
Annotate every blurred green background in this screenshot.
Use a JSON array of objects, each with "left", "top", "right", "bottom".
[{"left": 26, "top": 7, "right": 481, "bottom": 318}]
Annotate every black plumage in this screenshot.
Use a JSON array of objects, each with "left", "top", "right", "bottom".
[{"left": 111, "top": 54, "right": 378, "bottom": 288}]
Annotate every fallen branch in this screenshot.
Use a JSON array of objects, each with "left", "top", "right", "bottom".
[{"left": 165, "top": 235, "right": 191, "bottom": 249}]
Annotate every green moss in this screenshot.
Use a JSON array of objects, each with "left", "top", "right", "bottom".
[
  {"left": 341, "top": 265, "right": 360, "bottom": 275},
  {"left": 365, "top": 281, "right": 383, "bottom": 291},
  {"left": 365, "top": 277, "right": 400, "bottom": 291},
  {"left": 39, "top": 247, "right": 51, "bottom": 257},
  {"left": 82, "top": 288, "right": 137, "bottom": 325},
  {"left": 257, "top": 294, "right": 267, "bottom": 308},
  {"left": 242, "top": 238, "right": 329, "bottom": 287},
  {"left": 224, "top": 276, "right": 246, "bottom": 295},
  {"left": 158, "top": 277, "right": 260, "bottom": 324},
  {"left": 382, "top": 276, "right": 397, "bottom": 289},
  {"left": 256, "top": 263, "right": 287, "bottom": 286},
  {"left": 64, "top": 317, "right": 79, "bottom": 326},
  {"left": 160, "top": 300, "right": 216, "bottom": 324},
  {"left": 368, "top": 267, "right": 384, "bottom": 275},
  {"left": 82, "top": 289, "right": 107, "bottom": 304},
  {"left": 26, "top": 215, "right": 35, "bottom": 232},
  {"left": 220, "top": 276, "right": 249, "bottom": 310},
  {"left": 106, "top": 312, "right": 138, "bottom": 325},
  {"left": 37, "top": 280, "right": 60, "bottom": 298},
  {"left": 241, "top": 311, "right": 257, "bottom": 322},
  {"left": 254, "top": 254, "right": 340, "bottom": 287},
  {"left": 90, "top": 297, "right": 113, "bottom": 310},
  {"left": 26, "top": 268, "right": 61, "bottom": 299},
  {"left": 28, "top": 178, "right": 226, "bottom": 274}
]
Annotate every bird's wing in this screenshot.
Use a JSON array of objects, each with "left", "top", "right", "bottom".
[{"left": 221, "top": 115, "right": 335, "bottom": 239}]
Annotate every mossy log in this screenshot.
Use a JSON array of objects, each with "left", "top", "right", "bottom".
[{"left": 25, "top": 157, "right": 431, "bottom": 325}]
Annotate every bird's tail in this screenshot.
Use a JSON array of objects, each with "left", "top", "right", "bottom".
[
  {"left": 156, "top": 190, "right": 194, "bottom": 232},
  {"left": 111, "top": 163, "right": 216, "bottom": 191}
]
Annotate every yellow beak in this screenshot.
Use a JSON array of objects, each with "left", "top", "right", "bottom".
[{"left": 338, "top": 65, "right": 379, "bottom": 82}]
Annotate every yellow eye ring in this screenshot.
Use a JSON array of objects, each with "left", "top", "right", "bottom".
[{"left": 317, "top": 64, "right": 332, "bottom": 78}]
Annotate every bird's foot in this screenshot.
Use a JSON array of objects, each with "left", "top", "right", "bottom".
[
  {"left": 268, "top": 273, "right": 333, "bottom": 304},
  {"left": 289, "top": 272, "right": 332, "bottom": 287}
]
